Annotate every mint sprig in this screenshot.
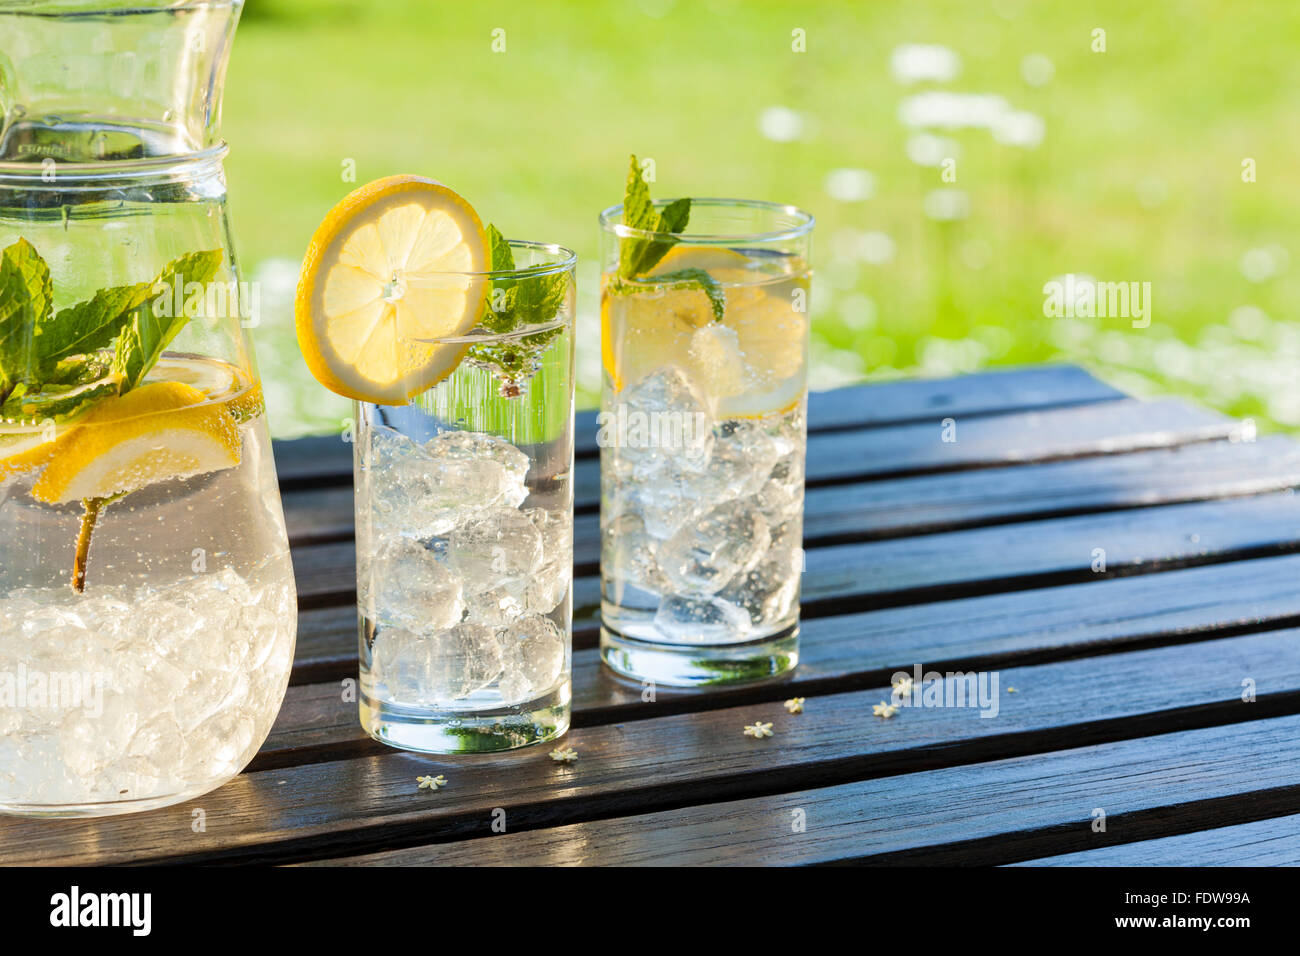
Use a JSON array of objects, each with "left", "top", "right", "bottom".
[
  {"left": 649, "top": 268, "right": 727, "bottom": 322},
  {"left": 35, "top": 281, "right": 152, "bottom": 375},
  {"left": 0, "top": 241, "right": 223, "bottom": 422},
  {"left": 614, "top": 154, "right": 725, "bottom": 320},
  {"left": 466, "top": 223, "right": 570, "bottom": 395},
  {"left": 619, "top": 155, "right": 691, "bottom": 279}
]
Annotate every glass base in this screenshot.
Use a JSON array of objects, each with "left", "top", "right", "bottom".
[
  {"left": 360, "top": 681, "right": 571, "bottom": 754},
  {"left": 0, "top": 778, "right": 232, "bottom": 819},
  {"left": 600, "top": 624, "right": 799, "bottom": 687}
]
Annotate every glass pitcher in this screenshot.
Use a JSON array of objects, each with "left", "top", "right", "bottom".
[{"left": 0, "top": 0, "right": 296, "bottom": 816}]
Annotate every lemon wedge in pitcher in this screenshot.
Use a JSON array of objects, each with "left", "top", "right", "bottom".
[
  {"left": 295, "top": 176, "right": 491, "bottom": 404},
  {"left": 31, "top": 382, "right": 242, "bottom": 505}
]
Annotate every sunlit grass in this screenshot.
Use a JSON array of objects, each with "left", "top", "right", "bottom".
[{"left": 225, "top": 0, "right": 1300, "bottom": 437}]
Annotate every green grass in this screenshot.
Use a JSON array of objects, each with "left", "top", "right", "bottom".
[{"left": 222, "top": 0, "right": 1300, "bottom": 437}]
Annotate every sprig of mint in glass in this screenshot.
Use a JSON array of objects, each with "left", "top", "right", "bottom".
[
  {"left": 612, "top": 153, "right": 725, "bottom": 321},
  {"left": 465, "top": 224, "right": 570, "bottom": 397},
  {"left": 0, "top": 238, "right": 222, "bottom": 590}
]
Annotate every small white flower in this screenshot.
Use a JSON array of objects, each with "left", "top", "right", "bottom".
[
  {"left": 824, "top": 168, "right": 875, "bottom": 202},
  {"left": 898, "top": 91, "right": 1010, "bottom": 130},
  {"left": 758, "top": 106, "right": 805, "bottom": 143},
  {"left": 890, "top": 44, "right": 961, "bottom": 84},
  {"left": 992, "top": 110, "right": 1046, "bottom": 149},
  {"left": 923, "top": 188, "right": 970, "bottom": 222},
  {"left": 1020, "top": 53, "right": 1054, "bottom": 87},
  {"left": 906, "top": 132, "right": 961, "bottom": 168},
  {"left": 744, "top": 721, "right": 775, "bottom": 738},
  {"left": 549, "top": 747, "right": 579, "bottom": 763},
  {"left": 416, "top": 774, "right": 447, "bottom": 791},
  {"left": 784, "top": 698, "right": 805, "bottom": 714},
  {"left": 873, "top": 701, "right": 899, "bottom": 719}
]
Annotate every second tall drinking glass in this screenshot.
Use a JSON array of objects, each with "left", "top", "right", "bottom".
[
  {"left": 598, "top": 199, "right": 814, "bottom": 685},
  {"left": 355, "top": 242, "right": 576, "bottom": 753}
]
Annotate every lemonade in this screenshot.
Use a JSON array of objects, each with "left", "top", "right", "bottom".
[{"left": 598, "top": 162, "right": 814, "bottom": 685}]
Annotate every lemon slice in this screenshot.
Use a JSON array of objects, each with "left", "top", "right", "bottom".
[
  {"left": 149, "top": 355, "right": 264, "bottom": 423},
  {"left": 31, "top": 382, "right": 242, "bottom": 505},
  {"left": 0, "top": 429, "right": 58, "bottom": 482},
  {"left": 602, "top": 247, "right": 809, "bottom": 417},
  {"left": 295, "top": 175, "right": 491, "bottom": 404}
]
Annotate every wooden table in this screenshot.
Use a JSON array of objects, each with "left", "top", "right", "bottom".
[{"left": 6, "top": 364, "right": 1300, "bottom": 866}]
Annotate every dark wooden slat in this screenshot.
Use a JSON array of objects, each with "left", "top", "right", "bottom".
[
  {"left": 6, "top": 630, "right": 1299, "bottom": 865},
  {"left": 283, "top": 436, "right": 1300, "bottom": 557},
  {"left": 1010, "top": 814, "right": 1300, "bottom": 866},
  {"left": 577, "top": 365, "right": 1126, "bottom": 454},
  {"left": 310, "top": 715, "right": 1300, "bottom": 867},
  {"left": 788, "top": 365, "right": 1124, "bottom": 431},
  {"left": 272, "top": 366, "right": 1126, "bottom": 485},
  {"left": 272, "top": 553, "right": 1300, "bottom": 757}
]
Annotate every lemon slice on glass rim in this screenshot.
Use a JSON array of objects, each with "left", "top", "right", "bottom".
[{"left": 295, "top": 175, "right": 492, "bottom": 404}]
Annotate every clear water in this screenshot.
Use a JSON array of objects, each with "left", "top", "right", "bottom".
[
  {"left": 599, "top": 251, "right": 809, "bottom": 683},
  {"left": 601, "top": 396, "right": 806, "bottom": 645},
  {"left": 355, "top": 326, "right": 574, "bottom": 753}
]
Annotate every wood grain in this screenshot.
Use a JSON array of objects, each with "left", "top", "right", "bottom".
[
  {"left": 270, "top": 553, "right": 1300, "bottom": 759},
  {"left": 1010, "top": 813, "right": 1300, "bottom": 866},
  {"left": 309, "top": 715, "right": 1300, "bottom": 866},
  {"left": 4, "top": 630, "right": 1298, "bottom": 865}
]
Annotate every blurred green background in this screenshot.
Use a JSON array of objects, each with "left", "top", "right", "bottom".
[{"left": 223, "top": 0, "right": 1300, "bottom": 437}]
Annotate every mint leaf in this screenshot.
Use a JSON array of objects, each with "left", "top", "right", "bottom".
[
  {"left": 34, "top": 280, "right": 152, "bottom": 374},
  {"left": 618, "top": 154, "right": 692, "bottom": 279},
  {"left": 43, "top": 354, "right": 113, "bottom": 387},
  {"left": 0, "top": 238, "right": 54, "bottom": 397},
  {"left": 1, "top": 377, "right": 118, "bottom": 421},
  {"left": 468, "top": 224, "right": 570, "bottom": 392},
  {"left": 111, "top": 249, "right": 223, "bottom": 392},
  {"left": 487, "top": 222, "right": 515, "bottom": 273},
  {"left": 651, "top": 268, "right": 726, "bottom": 322},
  {"left": 479, "top": 223, "right": 518, "bottom": 334}
]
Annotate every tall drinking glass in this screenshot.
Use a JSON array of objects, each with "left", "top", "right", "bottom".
[
  {"left": 355, "top": 242, "right": 576, "bottom": 753},
  {"left": 599, "top": 199, "right": 813, "bottom": 685}
]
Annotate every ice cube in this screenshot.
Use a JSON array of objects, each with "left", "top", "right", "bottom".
[
  {"left": 719, "top": 544, "right": 802, "bottom": 629},
  {"left": 495, "top": 614, "right": 567, "bottom": 704},
  {"left": 658, "top": 500, "right": 771, "bottom": 594},
  {"left": 361, "top": 535, "right": 466, "bottom": 632},
  {"left": 697, "top": 419, "right": 778, "bottom": 502},
  {"left": 653, "top": 594, "right": 753, "bottom": 644},
  {"left": 602, "top": 511, "right": 667, "bottom": 603},
  {"left": 445, "top": 507, "right": 544, "bottom": 594},
  {"left": 426, "top": 430, "right": 530, "bottom": 507},
  {"left": 365, "top": 427, "right": 529, "bottom": 537},
  {"left": 608, "top": 366, "right": 715, "bottom": 477},
  {"left": 527, "top": 506, "right": 571, "bottom": 559},
  {"left": 372, "top": 622, "right": 503, "bottom": 704}
]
